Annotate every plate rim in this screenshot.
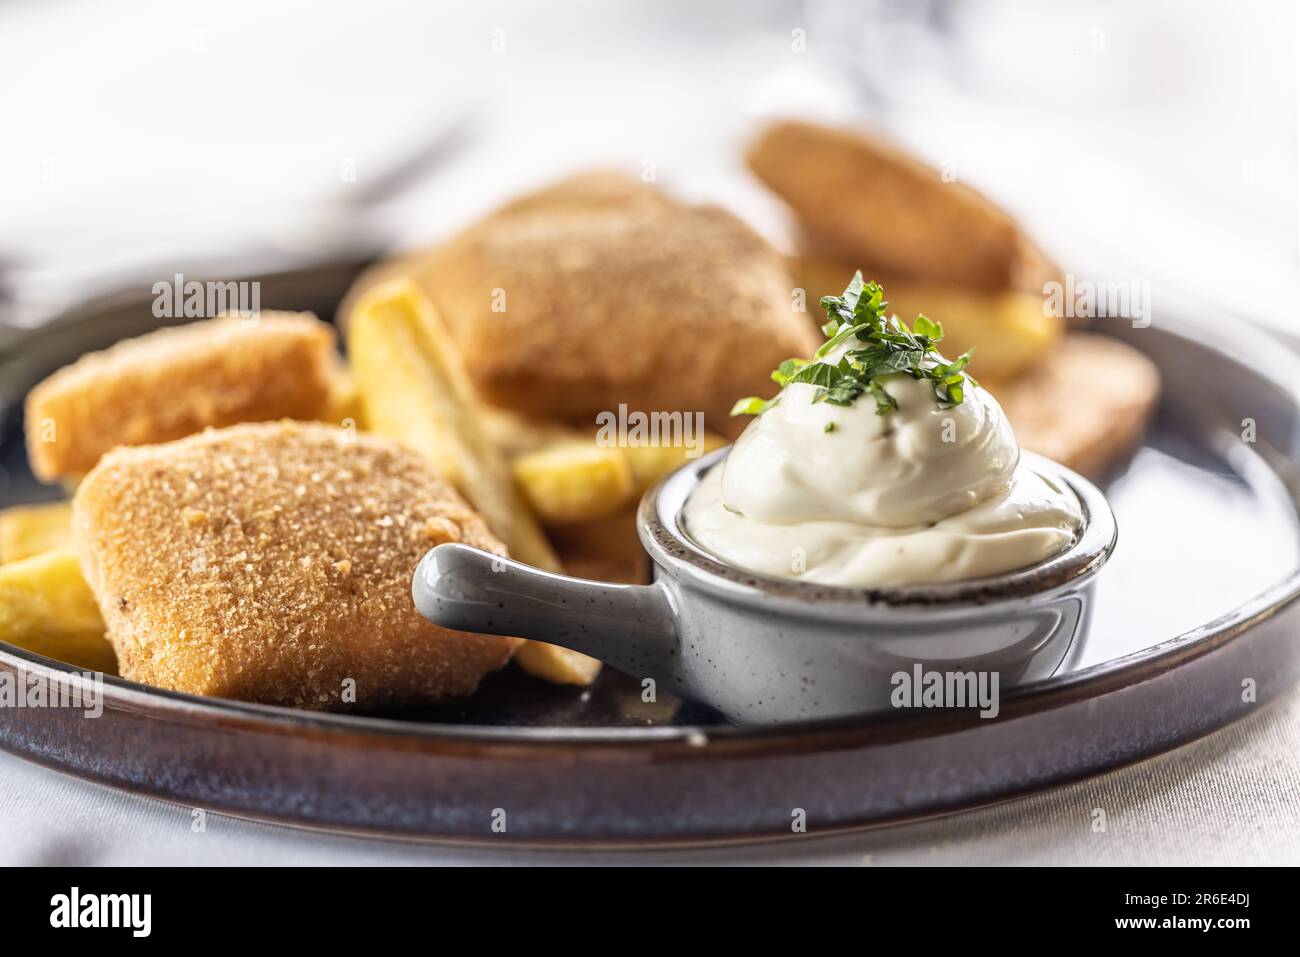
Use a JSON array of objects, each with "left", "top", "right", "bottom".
[{"left": 0, "top": 264, "right": 1298, "bottom": 759}]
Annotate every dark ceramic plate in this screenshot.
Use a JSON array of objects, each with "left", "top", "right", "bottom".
[{"left": 1, "top": 261, "right": 1297, "bottom": 844}]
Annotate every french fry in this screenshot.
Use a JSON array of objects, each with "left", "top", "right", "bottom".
[
  {"left": 513, "top": 442, "right": 634, "bottom": 525},
  {"left": 479, "top": 405, "right": 585, "bottom": 459},
  {"left": 620, "top": 436, "right": 727, "bottom": 495},
  {"left": 881, "top": 281, "right": 1059, "bottom": 387},
  {"left": 0, "top": 546, "right": 116, "bottom": 673},
  {"left": 501, "top": 430, "right": 728, "bottom": 525},
  {"left": 323, "top": 361, "right": 366, "bottom": 429},
  {"left": 348, "top": 280, "right": 601, "bottom": 686},
  {"left": 0, "top": 501, "right": 73, "bottom": 564}
]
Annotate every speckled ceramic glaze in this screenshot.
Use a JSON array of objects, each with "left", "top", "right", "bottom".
[{"left": 414, "top": 450, "right": 1117, "bottom": 723}]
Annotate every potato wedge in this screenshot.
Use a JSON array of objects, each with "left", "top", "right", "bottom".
[
  {"left": 0, "top": 501, "right": 73, "bottom": 564},
  {"left": 0, "top": 546, "right": 116, "bottom": 673},
  {"left": 479, "top": 406, "right": 586, "bottom": 459},
  {"left": 507, "top": 430, "right": 727, "bottom": 526},
  {"left": 323, "top": 361, "right": 365, "bottom": 429},
  {"left": 620, "top": 436, "right": 727, "bottom": 495},
  {"left": 348, "top": 280, "right": 600, "bottom": 686},
  {"left": 514, "top": 442, "right": 634, "bottom": 525},
  {"left": 482, "top": 404, "right": 725, "bottom": 480},
  {"left": 349, "top": 280, "right": 561, "bottom": 569}
]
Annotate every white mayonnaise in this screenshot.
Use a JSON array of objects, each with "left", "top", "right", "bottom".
[{"left": 684, "top": 346, "right": 1082, "bottom": 588}]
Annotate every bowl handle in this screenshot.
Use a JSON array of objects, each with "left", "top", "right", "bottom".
[{"left": 412, "top": 543, "right": 678, "bottom": 676}]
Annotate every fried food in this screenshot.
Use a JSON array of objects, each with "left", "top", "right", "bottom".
[
  {"left": 752, "top": 123, "right": 1154, "bottom": 476},
  {"left": 343, "top": 171, "right": 819, "bottom": 438},
  {"left": 620, "top": 438, "right": 725, "bottom": 496},
  {"left": 25, "top": 313, "right": 338, "bottom": 482},
  {"left": 478, "top": 406, "right": 589, "bottom": 459},
  {"left": 348, "top": 280, "right": 563, "bottom": 570},
  {"left": 749, "top": 120, "right": 1060, "bottom": 293},
  {"left": 348, "top": 280, "right": 601, "bottom": 686},
  {"left": 995, "top": 333, "right": 1161, "bottom": 479},
  {"left": 491, "top": 169, "right": 673, "bottom": 218},
  {"left": 337, "top": 172, "right": 675, "bottom": 322},
  {"left": 0, "top": 501, "right": 73, "bottom": 563},
  {"left": 513, "top": 442, "right": 634, "bottom": 525},
  {"left": 71, "top": 420, "right": 518, "bottom": 709},
  {"left": 0, "top": 546, "right": 115, "bottom": 673},
  {"left": 323, "top": 360, "right": 365, "bottom": 428},
  {"left": 550, "top": 507, "right": 650, "bottom": 586},
  {"left": 793, "top": 254, "right": 1061, "bottom": 384},
  {"left": 488, "top": 414, "right": 725, "bottom": 525},
  {"left": 483, "top": 405, "right": 726, "bottom": 513}
]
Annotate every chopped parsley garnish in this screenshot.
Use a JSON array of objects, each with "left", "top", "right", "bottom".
[{"left": 730, "top": 272, "right": 977, "bottom": 419}]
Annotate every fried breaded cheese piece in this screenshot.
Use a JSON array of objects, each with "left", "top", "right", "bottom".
[
  {"left": 343, "top": 172, "right": 820, "bottom": 438},
  {"left": 748, "top": 120, "right": 1060, "bottom": 293},
  {"left": 72, "top": 421, "right": 518, "bottom": 710},
  {"left": 996, "top": 334, "right": 1161, "bottom": 480},
  {"left": 26, "top": 313, "right": 337, "bottom": 482}
]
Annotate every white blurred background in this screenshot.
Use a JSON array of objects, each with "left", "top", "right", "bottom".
[{"left": 0, "top": 0, "right": 1295, "bottom": 330}]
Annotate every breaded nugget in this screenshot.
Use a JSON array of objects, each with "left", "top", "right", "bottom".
[
  {"left": 344, "top": 174, "right": 820, "bottom": 438},
  {"left": 491, "top": 169, "right": 673, "bottom": 218},
  {"left": 336, "top": 171, "right": 671, "bottom": 322},
  {"left": 995, "top": 333, "right": 1161, "bottom": 479},
  {"left": 72, "top": 420, "right": 517, "bottom": 710},
  {"left": 26, "top": 313, "right": 337, "bottom": 482},
  {"left": 748, "top": 120, "right": 1059, "bottom": 293}
]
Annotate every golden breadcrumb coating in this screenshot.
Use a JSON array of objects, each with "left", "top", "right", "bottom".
[
  {"left": 996, "top": 334, "right": 1161, "bottom": 480},
  {"left": 748, "top": 120, "right": 1060, "bottom": 293},
  {"left": 72, "top": 420, "right": 517, "bottom": 710},
  {"left": 491, "top": 169, "right": 674, "bottom": 218},
  {"left": 343, "top": 172, "right": 820, "bottom": 438},
  {"left": 26, "top": 313, "right": 337, "bottom": 482}
]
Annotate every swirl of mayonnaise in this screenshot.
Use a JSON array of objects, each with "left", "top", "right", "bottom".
[{"left": 684, "top": 343, "right": 1082, "bottom": 588}]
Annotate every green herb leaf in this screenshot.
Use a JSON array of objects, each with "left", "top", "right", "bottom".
[
  {"left": 814, "top": 323, "right": 872, "bottom": 359},
  {"left": 840, "top": 271, "right": 864, "bottom": 312},
  {"left": 913, "top": 314, "right": 943, "bottom": 341},
  {"left": 731, "top": 272, "right": 979, "bottom": 419},
  {"left": 867, "top": 379, "right": 898, "bottom": 415},
  {"left": 730, "top": 396, "right": 779, "bottom": 417},
  {"left": 788, "top": 361, "right": 840, "bottom": 389},
  {"left": 770, "top": 357, "right": 808, "bottom": 386}
]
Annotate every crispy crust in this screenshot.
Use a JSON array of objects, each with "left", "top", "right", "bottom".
[
  {"left": 343, "top": 173, "right": 819, "bottom": 438},
  {"left": 25, "top": 313, "right": 337, "bottom": 482},
  {"left": 72, "top": 420, "right": 517, "bottom": 710},
  {"left": 996, "top": 333, "right": 1161, "bottom": 480},
  {"left": 490, "top": 169, "right": 675, "bottom": 218},
  {"left": 748, "top": 120, "right": 1060, "bottom": 293},
  {"left": 550, "top": 506, "right": 650, "bottom": 586}
]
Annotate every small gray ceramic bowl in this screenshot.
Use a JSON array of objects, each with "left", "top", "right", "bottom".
[{"left": 414, "top": 449, "right": 1116, "bottom": 724}]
